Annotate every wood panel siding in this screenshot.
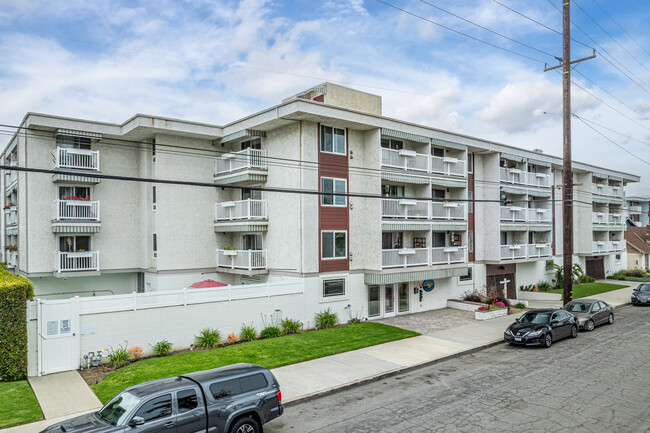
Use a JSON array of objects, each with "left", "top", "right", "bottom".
[{"left": 318, "top": 123, "right": 350, "bottom": 273}]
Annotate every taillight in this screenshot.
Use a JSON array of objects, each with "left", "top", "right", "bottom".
[{"left": 276, "top": 390, "right": 282, "bottom": 405}]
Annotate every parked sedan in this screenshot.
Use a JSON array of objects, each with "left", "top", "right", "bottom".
[
  {"left": 631, "top": 283, "right": 650, "bottom": 305},
  {"left": 504, "top": 309, "right": 578, "bottom": 348},
  {"left": 563, "top": 299, "right": 614, "bottom": 331}
]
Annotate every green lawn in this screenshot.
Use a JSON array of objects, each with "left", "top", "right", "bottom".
[
  {"left": 93, "top": 322, "right": 419, "bottom": 404},
  {"left": 0, "top": 381, "right": 43, "bottom": 429},
  {"left": 550, "top": 282, "right": 627, "bottom": 299}
]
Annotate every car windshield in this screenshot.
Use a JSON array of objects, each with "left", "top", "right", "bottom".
[
  {"left": 565, "top": 302, "right": 590, "bottom": 313},
  {"left": 637, "top": 284, "right": 650, "bottom": 292},
  {"left": 98, "top": 391, "right": 141, "bottom": 426},
  {"left": 519, "top": 312, "right": 552, "bottom": 324}
]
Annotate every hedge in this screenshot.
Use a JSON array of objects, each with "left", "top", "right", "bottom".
[{"left": 0, "top": 264, "right": 34, "bottom": 381}]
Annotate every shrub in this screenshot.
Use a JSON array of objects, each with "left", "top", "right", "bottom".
[
  {"left": 227, "top": 333, "right": 239, "bottom": 344},
  {"left": 0, "top": 267, "right": 34, "bottom": 381},
  {"left": 536, "top": 280, "right": 553, "bottom": 291},
  {"left": 461, "top": 289, "right": 483, "bottom": 303},
  {"left": 280, "top": 318, "right": 302, "bottom": 335},
  {"left": 260, "top": 326, "right": 282, "bottom": 339},
  {"left": 348, "top": 318, "right": 362, "bottom": 325},
  {"left": 150, "top": 340, "right": 173, "bottom": 356},
  {"left": 314, "top": 308, "right": 338, "bottom": 329},
  {"left": 108, "top": 343, "right": 130, "bottom": 367},
  {"left": 127, "top": 346, "right": 143, "bottom": 361},
  {"left": 626, "top": 269, "right": 645, "bottom": 278},
  {"left": 607, "top": 269, "right": 626, "bottom": 280},
  {"left": 194, "top": 328, "right": 221, "bottom": 349},
  {"left": 514, "top": 302, "right": 526, "bottom": 309},
  {"left": 240, "top": 324, "right": 257, "bottom": 342}
]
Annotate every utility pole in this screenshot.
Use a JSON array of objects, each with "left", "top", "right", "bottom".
[{"left": 544, "top": 1, "right": 595, "bottom": 305}]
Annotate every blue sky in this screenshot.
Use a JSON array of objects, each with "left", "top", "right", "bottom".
[{"left": 0, "top": 0, "right": 648, "bottom": 194}]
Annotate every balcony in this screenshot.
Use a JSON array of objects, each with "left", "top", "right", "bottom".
[
  {"left": 382, "top": 199, "right": 430, "bottom": 219},
  {"left": 526, "top": 208, "right": 551, "bottom": 223},
  {"left": 500, "top": 168, "right": 551, "bottom": 188},
  {"left": 591, "top": 241, "right": 625, "bottom": 254},
  {"left": 591, "top": 183, "right": 623, "bottom": 198},
  {"left": 528, "top": 243, "right": 552, "bottom": 258},
  {"left": 217, "top": 249, "right": 267, "bottom": 271},
  {"left": 214, "top": 148, "right": 267, "bottom": 184},
  {"left": 592, "top": 212, "right": 624, "bottom": 225},
  {"left": 53, "top": 200, "right": 100, "bottom": 220},
  {"left": 55, "top": 250, "right": 99, "bottom": 272},
  {"left": 382, "top": 248, "right": 429, "bottom": 269},
  {"left": 431, "top": 202, "right": 466, "bottom": 220},
  {"left": 5, "top": 171, "right": 17, "bottom": 191},
  {"left": 54, "top": 148, "right": 99, "bottom": 171},
  {"left": 629, "top": 205, "right": 642, "bottom": 214},
  {"left": 5, "top": 251, "right": 17, "bottom": 268},
  {"left": 608, "top": 213, "right": 623, "bottom": 225},
  {"left": 500, "top": 206, "right": 550, "bottom": 223},
  {"left": 380, "top": 148, "right": 466, "bottom": 178},
  {"left": 4, "top": 207, "right": 17, "bottom": 227},
  {"left": 216, "top": 199, "right": 267, "bottom": 221},
  {"left": 499, "top": 243, "right": 552, "bottom": 260},
  {"left": 431, "top": 246, "right": 467, "bottom": 265}
]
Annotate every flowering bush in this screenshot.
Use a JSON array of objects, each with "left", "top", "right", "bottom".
[
  {"left": 227, "top": 332, "right": 239, "bottom": 344},
  {"left": 61, "top": 196, "right": 90, "bottom": 201},
  {"left": 3, "top": 202, "right": 15, "bottom": 210},
  {"left": 127, "top": 346, "right": 143, "bottom": 361}
]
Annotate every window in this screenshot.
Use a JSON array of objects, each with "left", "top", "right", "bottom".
[
  {"left": 460, "top": 267, "right": 473, "bottom": 282},
  {"left": 322, "top": 231, "right": 347, "bottom": 259},
  {"left": 56, "top": 135, "right": 91, "bottom": 150},
  {"left": 135, "top": 394, "right": 172, "bottom": 422},
  {"left": 382, "top": 232, "right": 402, "bottom": 249},
  {"left": 240, "top": 137, "right": 261, "bottom": 150},
  {"left": 153, "top": 186, "right": 156, "bottom": 204},
  {"left": 321, "top": 178, "right": 347, "bottom": 206},
  {"left": 382, "top": 184, "right": 404, "bottom": 198},
  {"left": 468, "top": 230, "right": 474, "bottom": 253},
  {"left": 432, "top": 147, "right": 444, "bottom": 157},
  {"left": 432, "top": 189, "right": 445, "bottom": 199},
  {"left": 433, "top": 232, "right": 446, "bottom": 248},
  {"left": 467, "top": 153, "right": 474, "bottom": 173},
  {"left": 59, "top": 186, "right": 91, "bottom": 200},
  {"left": 380, "top": 138, "right": 403, "bottom": 150},
  {"left": 153, "top": 234, "right": 157, "bottom": 252},
  {"left": 177, "top": 389, "right": 198, "bottom": 414},
  {"left": 323, "top": 279, "right": 345, "bottom": 297},
  {"left": 210, "top": 379, "right": 241, "bottom": 399},
  {"left": 500, "top": 232, "right": 508, "bottom": 246},
  {"left": 240, "top": 374, "right": 269, "bottom": 393},
  {"left": 243, "top": 234, "right": 262, "bottom": 250},
  {"left": 320, "top": 126, "right": 346, "bottom": 155},
  {"left": 59, "top": 235, "right": 90, "bottom": 252},
  {"left": 545, "top": 260, "right": 554, "bottom": 271},
  {"left": 241, "top": 188, "right": 261, "bottom": 200}
]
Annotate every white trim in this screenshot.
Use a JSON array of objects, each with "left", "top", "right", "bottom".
[
  {"left": 320, "top": 177, "right": 347, "bottom": 207},
  {"left": 321, "top": 230, "right": 348, "bottom": 260},
  {"left": 319, "top": 273, "right": 349, "bottom": 303},
  {"left": 320, "top": 124, "right": 347, "bottom": 155}
]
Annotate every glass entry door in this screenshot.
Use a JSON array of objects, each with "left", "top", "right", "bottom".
[
  {"left": 398, "top": 283, "right": 410, "bottom": 313},
  {"left": 368, "top": 285, "right": 380, "bottom": 318},
  {"left": 384, "top": 284, "right": 395, "bottom": 317}
]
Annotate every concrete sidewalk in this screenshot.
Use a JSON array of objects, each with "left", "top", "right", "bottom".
[
  {"left": 7, "top": 285, "right": 635, "bottom": 433},
  {"left": 527, "top": 280, "right": 634, "bottom": 309}
]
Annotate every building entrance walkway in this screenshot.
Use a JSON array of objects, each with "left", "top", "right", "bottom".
[{"left": 377, "top": 308, "right": 475, "bottom": 335}]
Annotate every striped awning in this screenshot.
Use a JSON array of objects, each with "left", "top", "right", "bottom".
[
  {"left": 528, "top": 159, "right": 551, "bottom": 168},
  {"left": 430, "top": 177, "right": 467, "bottom": 188},
  {"left": 364, "top": 266, "right": 468, "bottom": 285},
  {"left": 381, "top": 128, "right": 429, "bottom": 144},
  {"left": 592, "top": 226, "right": 609, "bottom": 232},
  {"left": 608, "top": 198, "right": 623, "bottom": 205},
  {"left": 609, "top": 175, "right": 623, "bottom": 182},
  {"left": 501, "top": 153, "right": 526, "bottom": 163},
  {"left": 529, "top": 225, "right": 552, "bottom": 232},
  {"left": 296, "top": 85, "right": 327, "bottom": 98},
  {"left": 382, "top": 223, "right": 430, "bottom": 231},
  {"left": 219, "top": 129, "right": 266, "bottom": 144},
  {"left": 528, "top": 189, "right": 552, "bottom": 198},
  {"left": 430, "top": 138, "right": 466, "bottom": 151},
  {"left": 5, "top": 184, "right": 17, "bottom": 196},
  {"left": 52, "top": 224, "right": 101, "bottom": 233},
  {"left": 56, "top": 128, "right": 102, "bottom": 139},
  {"left": 52, "top": 174, "right": 101, "bottom": 184},
  {"left": 381, "top": 171, "right": 431, "bottom": 185},
  {"left": 592, "top": 173, "right": 608, "bottom": 180},
  {"left": 431, "top": 223, "right": 468, "bottom": 231},
  {"left": 501, "top": 224, "right": 528, "bottom": 231},
  {"left": 214, "top": 223, "right": 268, "bottom": 233},
  {"left": 592, "top": 196, "right": 609, "bottom": 204}
]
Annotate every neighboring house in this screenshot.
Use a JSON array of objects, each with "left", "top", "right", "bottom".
[
  {"left": 0, "top": 83, "right": 640, "bottom": 319},
  {"left": 624, "top": 196, "right": 650, "bottom": 227},
  {"left": 625, "top": 226, "right": 650, "bottom": 271}
]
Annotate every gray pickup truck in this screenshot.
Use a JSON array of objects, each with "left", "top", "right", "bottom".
[{"left": 41, "top": 363, "right": 283, "bottom": 433}]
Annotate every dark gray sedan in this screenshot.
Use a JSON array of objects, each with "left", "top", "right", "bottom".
[
  {"left": 563, "top": 299, "right": 614, "bottom": 331},
  {"left": 631, "top": 283, "right": 650, "bottom": 305}
]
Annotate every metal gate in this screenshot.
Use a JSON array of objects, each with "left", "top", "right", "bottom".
[
  {"left": 37, "top": 298, "right": 80, "bottom": 375},
  {"left": 586, "top": 257, "right": 605, "bottom": 280}
]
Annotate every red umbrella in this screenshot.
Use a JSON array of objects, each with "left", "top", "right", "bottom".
[{"left": 189, "top": 279, "right": 227, "bottom": 288}]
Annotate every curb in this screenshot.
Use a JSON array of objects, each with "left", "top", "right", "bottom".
[{"left": 283, "top": 339, "right": 504, "bottom": 407}]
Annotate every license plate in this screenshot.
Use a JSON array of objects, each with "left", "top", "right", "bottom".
[{"left": 514, "top": 337, "right": 522, "bottom": 342}]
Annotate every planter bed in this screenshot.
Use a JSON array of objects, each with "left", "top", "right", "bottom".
[
  {"left": 517, "top": 290, "right": 562, "bottom": 301},
  {"left": 447, "top": 299, "right": 485, "bottom": 312},
  {"left": 474, "top": 307, "right": 508, "bottom": 321}
]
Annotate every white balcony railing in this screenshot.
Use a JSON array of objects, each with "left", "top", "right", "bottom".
[
  {"left": 5, "top": 171, "right": 17, "bottom": 188},
  {"left": 526, "top": 172, "right": 551, "bottom": 188},
  {"left": 611, "top": 240, "right": 624, "bottom": 252},
  {"left": 53, "top": 200, "right": 100, "bottom": 220},
  {"left": 528, "top": 243, "right": 552, "bottom": 258},
  {"left": 500, "top": 244, "right": 528, "bottom": 260},
  {"left": 628, "top": 205, "right": 642, "bottom": 213},
  {"left": 381, "top": 148, "right": 428, "bottom": 173},
  {"left": 217, "top": 249, "right": 267, "bottom": 270},
  {"left": 431, "top": 202, "right": 466, "bottom": 220},
  {"left": 591, "top": 183, "right": 623, "bottom": 198},
  {"left": 215, "top": 149, "right": 267, "bottom": 175},
  {"left": 54, "top": 148, "right": 99, "bottom": 171},
  {"left": 592, "top": 241, "right": 610, "bottom": 253},
  {"left": 55, "top": 251, "right": 99, "bottom": 272},
  {"left": 608, "top": 213, "right": 623, "bottom": 225},
  {"left": 382, "top": 199, "right": 430, "bottom": 219},
  {"left": 431, "top": 156, "right": 465, "bottom": 177},
  {"left": 500, "top": 206, "right": 526, "bottom": 222},
  {"left": 381, "top": 248, "right": 429, "bottom": 269},
  {"left": 4, "top": 208, "right": 17, "bottom": 226},
  {"left": 215, "top": 199, "right": 267, "bottom": 221},
  {"left": 592, "top": 212, "right": 608, "bottom": 224},
  {"left": 500, "top": 168, "right": 551, "bottom": 188},
  {"left": 526, "top": 208, "right": 551, "bottom": 223},
  {"left": 431, "top": 246, "right": 467, "bottom": 265},
  {"left": 6, "top": 251, "right": 17, "bottom": 268}
]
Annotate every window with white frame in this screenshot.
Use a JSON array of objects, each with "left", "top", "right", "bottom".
[
  {"left": 459, "top": 267, "right": 473, "bottom": 282},
  {"left": 322, "top": 231, "right": 347, "bottom": 259},
  {"left": 320, "top": 125, "right": 346, "bottom": 155},
  {"left": 321, "top": 177, "right": 347, "bottom": 206},
  {"left": 58, "top": 235, "right": 91, "bottom": 252},
  {"left": 59, "top": 186, "right": 91, "bottom": 200},
  {"left": 323, "top": 278, "right": 346, "bottom": 297},
  {"left": 56, "top": 135, "right": 91, "bottom": 150}
]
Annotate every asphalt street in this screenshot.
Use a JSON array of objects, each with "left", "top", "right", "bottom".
[{"left": 267, "top": 305, "right": 650, "bottom": 433}]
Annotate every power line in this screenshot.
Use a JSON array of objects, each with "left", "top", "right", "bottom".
[
  {"left": 417, "top": 0, "right": 558, "bottom": 59},
  {"left": 575, "top": 116, "right": 650, "bottom": 147},
  {"left": 374, "top": 0, "right": 548, "bottom": 64},
  {"left": 590, "top": 0, "right": 650, "bottom": 59}
]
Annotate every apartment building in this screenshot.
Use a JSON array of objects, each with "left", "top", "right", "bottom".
[
  {"left": 625, "top": 196, "right": 650, "bottom": 226},
  {"left": 1, "top": 83, "right": 640, "bottom": 320}
]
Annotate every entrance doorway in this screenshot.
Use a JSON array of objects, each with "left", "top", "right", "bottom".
[
  {"left": 397, "top": 283, "right": 410, "bottom": 313},
  {"left": 586, "top": 257, "right": 605, "bottom": 280},
  {"left": 486, "top": 264, "right": 517, "bottom": 300}
]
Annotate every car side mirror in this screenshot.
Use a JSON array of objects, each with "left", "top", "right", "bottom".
[{"left": 129, "top": 417, "right": 145, "bottom": 427}]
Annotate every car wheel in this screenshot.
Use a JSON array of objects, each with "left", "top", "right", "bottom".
[
  {"left": 571, "top": 325, "right": 578, "bottom": 338},
  {"left": 608, "top": 313, "right": 614, "bottom": 324},
  {"left": 586, "top": 319, "right": 595, "bottom": 331},
  {"left": 230, "top": 416, "right": 260, "bottom": 433},
  {"left": 544, "top": 334, "right": 552, "bottom": 348}
]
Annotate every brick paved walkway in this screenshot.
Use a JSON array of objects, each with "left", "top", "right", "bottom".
[{"left": 377, "top": 308, "right": 475, "bottom": 335}]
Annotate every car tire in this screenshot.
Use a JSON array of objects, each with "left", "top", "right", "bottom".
[
  {"left": 571, "top": 325, "right": 578, "bottom": 338},
  {"left": 608, "top": 313, "right": 614, "bottom": 324},
  {"left": 229, "top": 416, "right": 260, "bottom": 433},
  {"left": 544, "top": 334, "right": 552, "bottom": 348},
  {"left": 586, "top": 319, "right": 595, "bottom": 331}
]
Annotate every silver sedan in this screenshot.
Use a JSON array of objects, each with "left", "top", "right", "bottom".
[{"left": 563, "top": 299, "right": 614, "bottom": 331}]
